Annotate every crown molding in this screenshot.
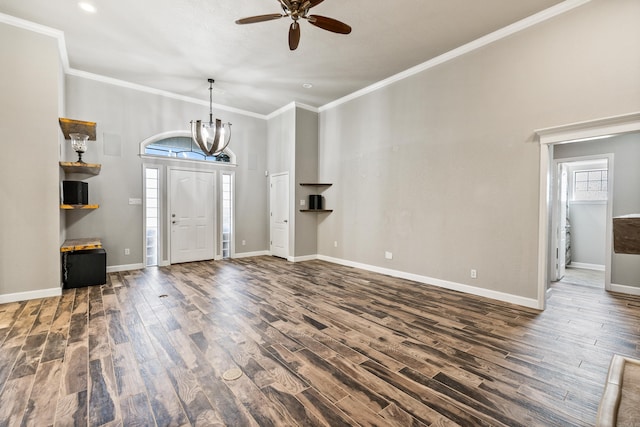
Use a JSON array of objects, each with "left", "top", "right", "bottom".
[
  {"left": 318, "top": 0, "right": 592, "bottom": 112},
  {"left": 65, "top": 68, "right": 267, "bottom": 120},
  {"left": 3, "top": 1, "right": 592, "bottom": 120},
  {"left": 0, "top": 12, "right": 70, "bottom": 70}
]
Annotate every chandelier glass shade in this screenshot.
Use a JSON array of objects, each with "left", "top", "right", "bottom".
[{"left": 191, "top": 79, "right": 231, "bottom": 156}]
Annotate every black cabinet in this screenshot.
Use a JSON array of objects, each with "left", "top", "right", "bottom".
[{"left": 62, "top": 249, "right": 107, "bottom": 288}]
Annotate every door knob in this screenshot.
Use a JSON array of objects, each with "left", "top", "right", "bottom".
[{"left": 284, "top": 219, "right": 288, "bottom": 223}]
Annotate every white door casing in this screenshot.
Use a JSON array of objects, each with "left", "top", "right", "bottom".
[
  {"left": 270, "top": 173, "right": 289, "bottom": 259},
  {"left": 169, "top": 169, "right": 215, "bottom": 264}
]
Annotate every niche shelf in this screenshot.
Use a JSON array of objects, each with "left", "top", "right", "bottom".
[
  {"left": 299, "top": 183, "right": 333, "bottom": 213},
  {"left": 59, "top": 161, "right": 101, "bottom": 175}
]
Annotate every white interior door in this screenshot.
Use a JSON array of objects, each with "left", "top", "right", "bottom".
[
  {"left": 170, "top": 169, "right": 215, "bottom": 264},
  {"left": 270, "top": 173, "right": 289, "bottom": 259},
  {"left": 557, "top": 164, "right": 569, "bottom": 280},
  {"left": 551, "top": 161, "right": 568, "bottom": 282}
]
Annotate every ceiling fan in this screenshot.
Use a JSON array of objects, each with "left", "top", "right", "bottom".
[{"left": 236, "top": 0, "right": 352, "bottom": 51}]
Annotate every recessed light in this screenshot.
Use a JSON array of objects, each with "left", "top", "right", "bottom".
[
  {"left": 302, "top": 83, "right": 313, "bottom": 89},
  {"left": 79, "top": 2, "right": 97, "bottom": 13}
]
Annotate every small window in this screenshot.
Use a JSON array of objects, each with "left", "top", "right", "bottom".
[
  {"left": 145, "top": 136, "right": 230, "bottom": 163},
  {"left": 573, "top": 169, "right": 607, "bottom": 201}
]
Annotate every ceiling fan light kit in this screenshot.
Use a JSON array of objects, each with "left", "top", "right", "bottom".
[{"left": 236, "top": 0, "right": 351, "bottom": 50}]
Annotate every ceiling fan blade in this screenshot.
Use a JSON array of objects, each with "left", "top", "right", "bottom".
[
  {"left": 308, "top": 0, "right": 324, "bottom": 8},
  {"left": 235, "top": 14, "right": 284, "bottom": 25},
  {"left": 289, "top": 21, "right": 301, "bottom": 50},
  {"left": 307, "top": 15, "right": 351, "bottom": 34},
  {"left": 278, "top": 0, "right": 292, "bottom": 11}
]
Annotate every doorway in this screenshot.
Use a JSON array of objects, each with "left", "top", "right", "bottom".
[
  {"left": 536, "top": 112, "right": 640, "bottom": 309},
  {"left": 552, "top": 157, "right": 611, "bottom": 288},
  {"left": 270, "top": 172, "right": 289, "bottom": 259},
  {"left": 169, "top": 169, "right": 216, "bottom": 264}
]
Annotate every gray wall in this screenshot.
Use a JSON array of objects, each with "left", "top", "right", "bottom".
[
  {"left": 267, "top": 105, "right": 320, "bottom": 258},
  {"left": 64, "top": 75, "right": 269, "bottom": 267},
  {"left": 569, "top": 202, "right": 606, "bottom": 266},
  {"left": 294, "top": 108, "right": 320, "bottom": 257},
  {"left": 317, "top": 0, "right": 640, "bottom": 299},
  {"left": 555, "top": 132, "right": 640, "bottom": 287},
  {"left": 0, "top": 23, "right": 61, "bottom": 297}
]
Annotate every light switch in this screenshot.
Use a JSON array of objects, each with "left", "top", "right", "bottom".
[{"left": 129, "top": 198, "right": 142, "bottom": 205}]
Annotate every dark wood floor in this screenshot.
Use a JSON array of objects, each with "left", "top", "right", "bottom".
[{"left": 1, "top": 257, "right": 639, "bottom": 426}]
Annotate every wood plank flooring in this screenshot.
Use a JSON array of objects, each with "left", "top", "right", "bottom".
[{"left": 1, "top": 256, "right": 639, "bottom": 426}]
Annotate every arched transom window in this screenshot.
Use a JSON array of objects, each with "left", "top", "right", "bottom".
[{"left": 140, "top": 131, "right": 236, "bottom": 164}]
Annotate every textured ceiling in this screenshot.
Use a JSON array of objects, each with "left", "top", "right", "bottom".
[{"left": 0, "top": 0, "right": 566, "bottom": 115}]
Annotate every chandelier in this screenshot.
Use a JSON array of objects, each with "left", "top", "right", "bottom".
[{"left": 190, "top": 79, "right": 231, "bottom": 156}]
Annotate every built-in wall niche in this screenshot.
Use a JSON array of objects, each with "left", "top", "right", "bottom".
[{"left": 299, "top": 183, "right": 333, "bottom": 213}]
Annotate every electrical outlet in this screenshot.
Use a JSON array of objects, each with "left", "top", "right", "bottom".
[
  {"left": 300, "top": 199, "right": 306, "bottom": 206},
  {"left": 334, "top": 241, "right": 338, "bottom": 248},
  {"left": 124, "top": 248, "right": 130, "bottom": 255},
  {"left": 471, "top": 269, "right": 477, "bottom": 279},
  {"left": 385, "top": 251, "right": 393, "bottom": 260},
  {"left": 242, "top": 240, "right": 246, "bottom": 246}
]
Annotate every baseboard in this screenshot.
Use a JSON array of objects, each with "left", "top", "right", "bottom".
[
  {"left": 232, "top": 250, "right": 270, "bottom": 259},
  {"left": 106, "top": 263, "right": 145, "bottom": 273},
  {"left": 610, "top": 283, "right": 640, "bottom": 296},
  {"left": 568, "top": 262, "right": 605, "bottom": 271},
  {"left": 0, "top": 287, "right": 62, "bottom": 304},
  {"left": 317, "top": 255, "right": 540, "bottom": 310},
  {"left": 290, "top": 255, "right": 319, "bottom": 262}
]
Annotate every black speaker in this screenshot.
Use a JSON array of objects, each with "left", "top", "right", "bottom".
[
  {"left": 63, "top": 181, "right": 88, "bottom": 205},
  {"left": 309, "top": 194, "right": 323, "bottom": 210}
]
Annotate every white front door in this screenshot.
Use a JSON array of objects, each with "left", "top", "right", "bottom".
[
  {"left": 270, "top": 173, "right": 289, "bottom": 259},
  {"left": 169, "top": 169, "right": 215, "bottom": 264}
]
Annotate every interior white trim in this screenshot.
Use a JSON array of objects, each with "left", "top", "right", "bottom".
[
  {"left": 0, "top": 287, "right": 62, "bottom": 304},
  {"left": 66, "top": 68, "right": 266, "bottom": 120},
  {"left": 536, "top": 112, "right": 640, "bottom": 144},
  {"left": 610, "top": 283, "right": 640, "bottom": 297},
  {"left": 106, "top": 263, "right": 145, "bottom": 273},
  {"left": 265, "top": 101, "right": 319, "bottom": 121},
  {"left": 317, "top": 255, "right": 539, "bottom": 309},
  {"left": 0, "top": 12, "right": 69, "bottom": 69},
  {"left": 536, "top": 111, "right": 640, "bottom": 308},
  {"left": 232, "top": 250, "right": 270, "bottom": 259},
  {"left": 318, "top": 0, "right": 591, "bottom": 112},
  {"left": 4, "top": 2, "right": 593, "bottom": 119},
  {"left": 290, "top": 255, "right": 318, "bottom": 263},
  {"left": 569, "top": 262, "right": 605, "bottom": 271}
]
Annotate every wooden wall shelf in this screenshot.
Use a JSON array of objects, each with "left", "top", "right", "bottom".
[
  {"left": 58, "top": 118, "right": 97, "bottom": 140},
  {"left": 60, "top": 162, "right": 101, "bottom": 175},
  {"left": 61, "top": 204, "right": 99, "bottom": 210},
  {"left": 61, "top": 237, "right": 102, "bottom": 253}
]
